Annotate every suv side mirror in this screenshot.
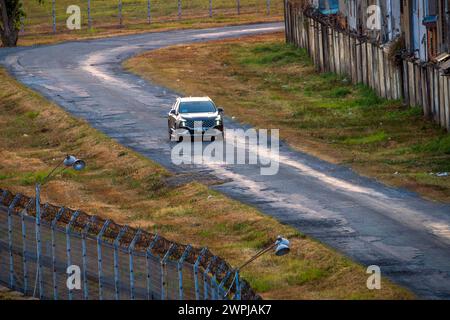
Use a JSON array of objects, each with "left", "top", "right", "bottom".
[
  {"left": 169, "top": 109, "right": 176, "bottom": 115},
  {"left": 218, "top": 108, "right": 224, "bottom": 113}
]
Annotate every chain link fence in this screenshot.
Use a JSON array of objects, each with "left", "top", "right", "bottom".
[
  {"left": 0, "top": 188, "right": 259, "bottom": 300},
  {"left": 21, "top": 0, "right": 284, "bottom": 35}
]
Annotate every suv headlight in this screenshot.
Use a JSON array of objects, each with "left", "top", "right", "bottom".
[
  {"left": 180, "top": 119, "right": 186, "bottom": 127},
  {"left": 215, "top": 116, "right": 222, "bottom": 126}
]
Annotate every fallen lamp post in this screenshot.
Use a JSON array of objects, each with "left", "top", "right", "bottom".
[
  {"left": 34, "top": 155, "right": 86, "bottom": 298},
  {"left": 225, "top": 236, "right": 290, "bottom": 299}
]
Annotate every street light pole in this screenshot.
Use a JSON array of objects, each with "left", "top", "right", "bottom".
[{"left": 33, "top": 155, "right": 86, "bottom": 299}]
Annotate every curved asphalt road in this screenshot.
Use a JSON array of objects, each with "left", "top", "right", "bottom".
[{"left": 1, "top": 23, "right": 450, "bottom": 299}]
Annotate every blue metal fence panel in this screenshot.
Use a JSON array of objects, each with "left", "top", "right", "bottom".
[{"left": 0, "top": 191, "right": 243, "bottom": 301}]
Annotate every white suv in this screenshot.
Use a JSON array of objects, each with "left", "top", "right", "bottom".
[{"left": 168, "top": 97, "right": 224, "bottom": 142}]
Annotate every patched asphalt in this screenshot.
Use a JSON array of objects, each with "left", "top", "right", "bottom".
[{"left": 1, "top": 23, "right": 450, "bottom": 299}]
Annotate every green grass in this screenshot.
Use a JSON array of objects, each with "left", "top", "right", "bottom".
[
  {"left": 24, "top": 111, "right": 40, "bottom": 120},
  {"left": 414, "top": 135, "right": 450, "bottom": 155},
  {"left": 19, "top": 171, "right": 49, "bottom": 185},
  {"left": 238, "top": 43, "right": 311, "bottom": 66},
  {"left": 343, "top": 131, "right": 388, "bottom": 145},
  {"left": 327, "top": 87, "right": 352, "bottom": 98},
  {"left": 294, "top": 267, "right": 328, "bottom": 285}
]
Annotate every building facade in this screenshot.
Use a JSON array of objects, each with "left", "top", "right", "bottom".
[
  {"left": 401, "top": 0, "right": 450, "bottom": 61},
  {"left": 302, "top": 0, "right": 450, "bottom": 62}
]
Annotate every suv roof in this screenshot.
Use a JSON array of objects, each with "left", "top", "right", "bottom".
[{"left": 177, "top": 97, "right": 212, "bottom": 102}]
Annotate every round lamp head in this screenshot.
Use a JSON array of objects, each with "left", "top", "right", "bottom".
[
  {"left": 275, "top": 243, "right": 290, "bottom": 256},
  {"left": 276, "top": 236, "right": 290, "bottom": 246},
  {"left": 73, "top": 159, "right": 86, "bottom": 171},
  {"left": 63, "top": 155, "right": 77, "bottom": 167}
]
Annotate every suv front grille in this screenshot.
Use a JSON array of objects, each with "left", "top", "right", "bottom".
[{"left": 185, "top": 119, "right": 215, "bottom": 129}]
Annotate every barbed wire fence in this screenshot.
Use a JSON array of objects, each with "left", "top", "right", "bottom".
[
  {"left": 0, "top": 188, "right": 260, "bottom": 300},
  {"left": 20, "top": 0, "right": 283, "bottom": 36}
]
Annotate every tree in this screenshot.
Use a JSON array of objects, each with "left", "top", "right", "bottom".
[{"left": 0, "top": 0, "right": 42, "bottom": 47}]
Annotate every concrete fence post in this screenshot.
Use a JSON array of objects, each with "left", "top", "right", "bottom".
[
  {"left": 211, "top": 272, "right": 218, "bottom": 300},
  {"left": 20, "top": 16, "right": 25, "bottom": 33},
  {"left": 66, "top": 210, "right": 80, "bottom": 300},
  {"left": 177, "top": 245, "right": 192, "bottom": 300},
  {"left": 97, "top": 220, "right": 111, "bottom": 300},
  {"left": 237, "top": 0, "right": 240, "bottom": 15},
  {"left": 234, "top": 271, "right": 241, "bottom": 300},
  {"left": 160, "top": 244, "right": 176, "bottom": 300},
  {"left": 52, "top": 0, "right": 56, "bottom": 33},
  {"left": 178, "top": 0, "right": 182, "bottom": 20},
  {"left": 267, "top": 0, "right": 271, "bottom": 15},
  {"left": 209, "top": 0, "right": 213, "bottom": 18},
  {"left": 119, "top": 0, "right": 123, "bottom": 26},
  {"left": 20, "top": 199, "right": 33, "bottom": 294},
  {"left": 88, "top": 0, "right": 92, "bottom": 29},
  {"left": 8, "top": 194, "right": 21, "bottom": 289},
  {"left": 81, "top": 216, "right": 96, "bottom": 300},
  {"left": 34, "top": 185, "right": 44, "bottom": 299},
  {"left": 210, "top": 262, "right": 224, "bottom": 300},
  {"left": 114, "top": 226, "right": 128, "bottom": 300},
  {"left": 146, "top": 234, "right": 159, "bottom": 300},
  {"left": 203, "top": 256, "right": 217, "bottom": 300},
  {"left": 129, "top": 229, "right": 142, "bottom": 300},
  {"left": 218, "top": 270, "right": 232, "bottom": 300},
  {"left": 51, "top": 207, "right": 65, "bottom": 300},
  {"left": 193, "top": 248, "right": 207, "bottom": 300},
  {"left": 0, "top": 190, "right": 7, "bottom": 202},
  {"left": 147, "top": 0, "right": 151, "bottom": 24}
]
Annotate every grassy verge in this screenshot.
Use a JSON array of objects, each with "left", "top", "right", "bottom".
[
  {"left": 124, "top": 32, "right": 450, "bottom": 203},
  {"left": 18, "top": 0, "right": 283, "bottom": 46},
  {"left": 0, "top": 67, "right": 412, "bottom": 299}
]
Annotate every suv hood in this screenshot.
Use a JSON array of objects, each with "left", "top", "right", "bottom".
[{"left": 179, "top": 112, "right": 218, "bottom": 119}]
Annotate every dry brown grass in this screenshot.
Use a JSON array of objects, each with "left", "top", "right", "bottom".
[
  {"left": 124, "top": 32, "right": 450, "bottom": 203},
  {"left": 0, "top": 285, "right": 36, "bottom": 300},
  {"left": 0, "top": 67, "right": 412, "bottom": 299}
]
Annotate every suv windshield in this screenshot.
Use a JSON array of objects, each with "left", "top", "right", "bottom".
[{"left": 179, "top": 101, "right": 216, "bottom": 113}]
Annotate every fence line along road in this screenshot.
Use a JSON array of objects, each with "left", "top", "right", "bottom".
[
  {"left": 0, "top": 188, "right": 259, "bottom": 300},
  {"left": 284, "top": 2, "right": 450, "bottom": 131},
  {"left": 21, "top": 0, "right": 283, "bottom": 35}
]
